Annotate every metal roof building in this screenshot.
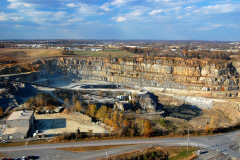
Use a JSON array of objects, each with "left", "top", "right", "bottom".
[
  {"left": 2, "top": 127, "right": 29, "bottom": 140},
  {"left": 2, "top": 110, "right": 34, "bottom": 140}
]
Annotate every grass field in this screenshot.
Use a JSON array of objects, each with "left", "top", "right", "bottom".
[{"left": 0, "top": 49, "right": 136, "bottom": 61}]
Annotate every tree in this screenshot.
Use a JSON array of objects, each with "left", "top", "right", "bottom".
[
  {"left": 96, "top": 105, "right": 108, "bottom": 121},
  {"left": 159, "top": 118, "right": 167, "bottom": 128},
  {"left": 64, "top": 98, "right": 69, "bottom": 107},
  {"left": 123, "top": 119, "right": 130, "bottom": 128},
  {"left": 73, "top": 96, "right": 77, "bottom": 104},
  {"left": 112, "top": 110, "right": 119, "bottom": 124},
  {"left": 76, "top": 128, "right": 82, "bottom": 140},
  {"left": 130, "top": 124, "right": 137, "bottom": 137},
  {"left": 62, "top": 48, "right": 74, "bottom": 55},
  {"left": 120, "top": 119, "right": 131, "bottom": 137},
  {"left": 87, "top": 104, "right": 97, "bottom": 117},
  {"left": 119, "top": 111, "right": 123, "bottom": 125},
  {"left": 143, "top": 120, "right": 152, "bottom": 137},
  {"left": 75, "top": 101, "right": 82, "bottom": 112},
  {"left": 99, "top": 91, "right": 103, "bottom": 97},
  {"left": 0, "top": 106, "right": 3, "bottom": 116},
  {"left": 205, "top": 116, "right": 215, "bottom": 134}
]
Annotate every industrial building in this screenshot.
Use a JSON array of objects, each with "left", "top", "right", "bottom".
[{"left": 2, "top": 110, "right": 34, "bottom": 140}]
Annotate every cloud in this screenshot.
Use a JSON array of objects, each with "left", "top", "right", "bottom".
[
  {"left": 66, "top": 2, "right": 99, "bottom": 16},
  {"left": 52, "top": 11, "right": 67, "bottom": 20},
  {"left": 15, "top": 9, "right": 53, "bottom": 24},
  {"left": 10, "top": 16, "right": 24, "bottom": 21},
  {"left": 67, "top": 18, "right": 84, "bottom": 23},
  {"left": 228, "top": 24, "right": 238, "bottom": 28},
  {"left": 100, "top": 3, "right": 112, "bottom": 11},
  {"left": 3, "top": 0, "right": 97, "bottom": 27},
  {"left": 185, "top": 6, "right": 196, "bottom": 9},
  {"left": 0, "top": 12, "right": 8, "bottom": 21},
  {"left": 153, "top": 0, "right": 172, "bottom": 2},
  {"left": 7, "top": 0, "right": 34, "bottom": 9},
  {"left": 194, "top": 4, "right": 239, "bottom": 14},
  {"left": 66, "top": 3, "right": 76, "bottom": 8},
  {"left": 148, "top": 0, "right": 201, "bottom": 6},
  {"left": 212, "top": 24, "right": 222, "bottom": 28},
  {"left": 128, "top": 9, "right": 144, "bottom": 17},
  {"left": 112, "top": 8, "right": 146, "bottom": 22},
  {"left": 197, "top": 24, "right": 222, "bottom": 31},
  {"left": 78, "top": 5, "right": 98, "bottom": 16},
  {"left": 198, "top": 27, "right": 211, "bottom": 31},
  {"left": 148, "top": 6, "right": 181, "bottom": 16},
  {"left": 112, "top": 16, "right": 127, "bottom": 22},
  {"left": 15, "top": 25, "right": 22, "bottom": 27},
  {"left": 176, "top": 16, "right": 182, "bottom": 19},
  {"left": 149, "top": 9, "right": 163, "bottom": 15},
  {"left": 111, "top": 0, "right": 129, "bottom": 6}
]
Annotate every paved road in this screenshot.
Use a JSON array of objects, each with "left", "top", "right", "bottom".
[{"left": 1, "top": 130, "right": 240, "bottom": 159}]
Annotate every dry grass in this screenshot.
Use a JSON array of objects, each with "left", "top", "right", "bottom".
[
  {"left": 0, "top": 49, "right": 136, "bottom": 66},
  {"left": 0, "top": 152, "right": 5, "bottom": 157},
  {"left": 0, "top": 135, "right": 198, "bottom": 148},
  {"left": 163, "top": 146, "right": 198, "bottom": 160},
  {"left": 97, "top": 146, "right": 197, "bottom": 160},
  {"left": 0, "top": 48, "right": 62, "bottom": 59},
  {"left": 0, "top": 141, "right": 26, "bottom": 147},
  {"left": 97, "top": 147, "right": 167, "bottom": 160},
  {"left": 58, "top": 144, "right": 134, "bottom": 152}
]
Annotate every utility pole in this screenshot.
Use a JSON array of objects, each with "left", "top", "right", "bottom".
[
  {"left": 187, "top": 128, "right": 189, "bottom": 152},
  {"left": 72, "top": 91, "right": 75, "bottom": 104},
  {"left": 55, "top": 89, "right": 57, "bottom": 104},
  {"left": 106, "top": 149, "right": 108, "bottom": 160}
]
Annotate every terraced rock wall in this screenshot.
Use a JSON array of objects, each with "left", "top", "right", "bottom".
[
  {"left": 0, "top": 57, "right": 239, "bottom": 97},
  {"left": 55, "top": 57, "right": 239, "bottom": 91}
]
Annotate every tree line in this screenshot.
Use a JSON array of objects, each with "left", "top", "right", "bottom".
[
  {"left": 121, "top": 46, "right": 235, "bottom": 60},
  {"left": 73, "top": 101, "right": 153, "bottom": 137}
]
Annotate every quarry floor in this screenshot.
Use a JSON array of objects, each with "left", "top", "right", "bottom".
[{"left": 26, "top": 78, "right": 240, "bottom": 130}]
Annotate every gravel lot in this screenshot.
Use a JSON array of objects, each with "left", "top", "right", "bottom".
[{"left": 34, "top": 113, "right": 108, "bottom": 135}]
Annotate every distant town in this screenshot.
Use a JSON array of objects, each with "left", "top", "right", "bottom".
[{"left": 0, "top": 40, "right": 239, "bottom": 58}]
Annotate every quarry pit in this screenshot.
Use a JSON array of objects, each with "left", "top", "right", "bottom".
[{"left": 1, "top": 55, "right": 240, "bottom": 137}]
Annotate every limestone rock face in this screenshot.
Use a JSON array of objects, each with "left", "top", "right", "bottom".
[
  {"left": 0, "top": 57, "right": 239, "bottom": 97},
  {"left": 52, "top": 57, "right": 239, "bottom": 92}
]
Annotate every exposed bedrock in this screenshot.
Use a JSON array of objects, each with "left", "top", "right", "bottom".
[{"left": 0, "top": 57, "right": 239, "bottom": 97}]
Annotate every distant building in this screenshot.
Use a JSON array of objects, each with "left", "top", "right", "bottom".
[
  {"left": 2, "top": 110, "right": 34, "bottom": 140},
  {"left": 117, "top": 95, "right": 129, "bottom": 100},
  {"left": 90, "top": 48, "right": 102, "bottom": 51}
]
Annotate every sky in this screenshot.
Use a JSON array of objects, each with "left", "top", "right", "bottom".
[{"left": 0, "top": 0, "right": 239, "bottom": 41}]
